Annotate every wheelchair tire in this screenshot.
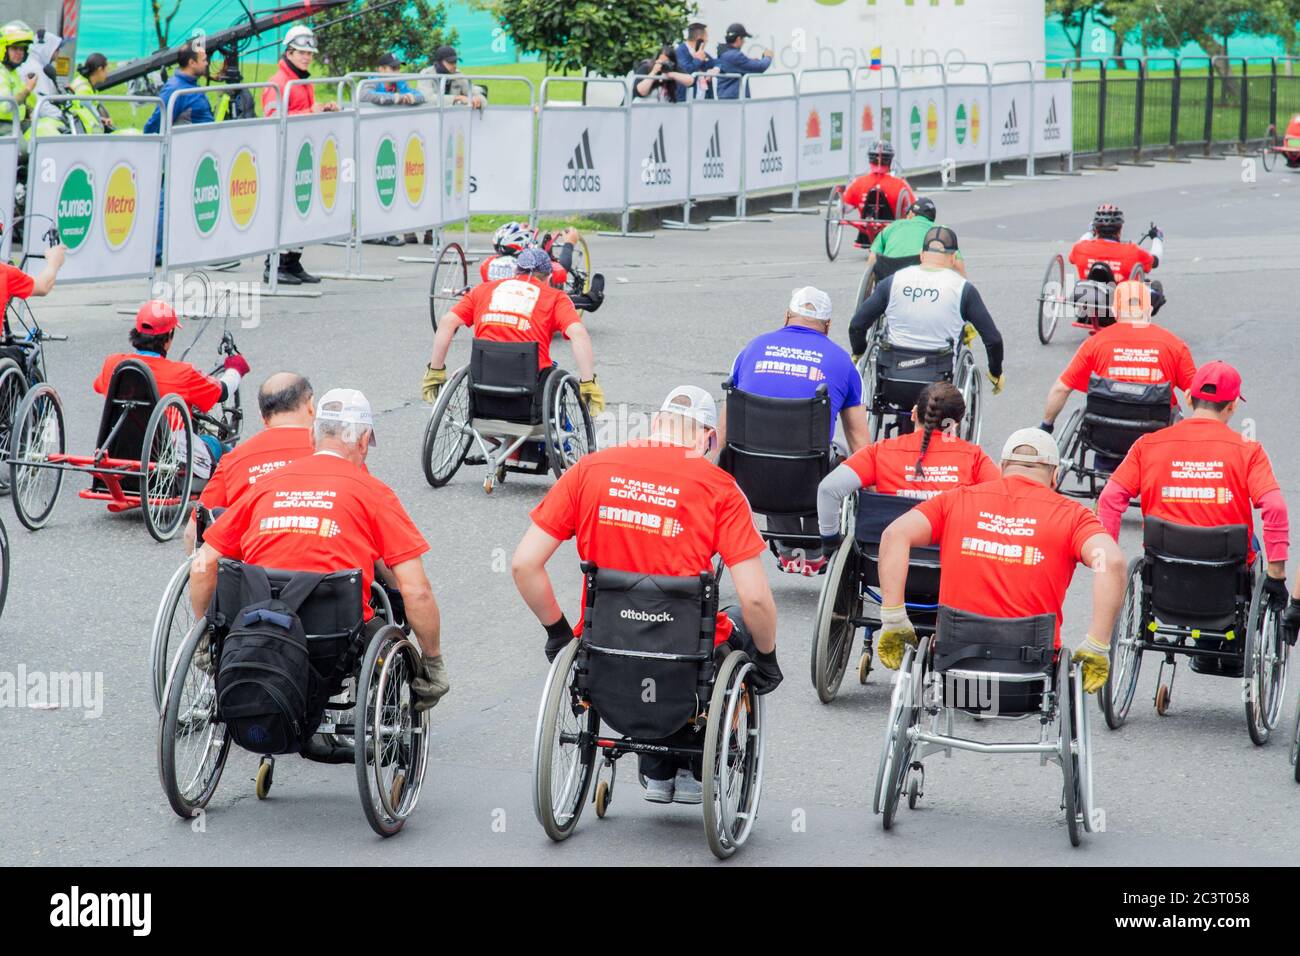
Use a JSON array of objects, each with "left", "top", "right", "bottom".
[
  {"left": 1262, "top": 127, "right": 1278, "bottom": 172},
  {"left": 877, "top": 636, "right": 926, "bottom": 828},
  {"left": 1054, "top": 409, "right": 1082, "bottom": 494},
  {"left": 569, "top": 236, "right": 593, "bottom": 297},
  {"left": 544, "top": 373, "right": 596, "bottom": 478},
  {"left": 955, "top": 349, "right": 982, "bottom": 445},
  {"left": 0, "top": 359, "right": 30, "bottom": 496},
  {"left": 1291, "top": 699, "right": 1300, "bottom": 782},
  {"left": 1101, "top": 557, "right": 1144, "bottom": 730},
  {"left": 150, "top": 557, "right": 195, "bottom": 713},
  {"left": 140, "top": 396, "right": 194, "bottom": 542},
  {"left": 0, "top": 516, "right": 8, "bottom": 621},
  {"left": 532, "top": 637, "right": 598, "bottom": 841},
  {"left": 859, "top": 336, "right": 884, "bottom": 442},
  {"left": 9, "top": 383, "right": 65, "bottom": 531},
  {"left": 1245, "top": 574, "right": 1290, "bottom": 746},
  {"left": 1059, "top": 654, "right": 1083, "bottom": 847},
  {"left": 811, "top": 542, "right": 861, "bottom": 703},
  {"left": 355, "top": 626, "right": 429, "bottom": 837},
  {"left": 158, "top": 617, "right": 231, "bottom": 819},
  {"left": 703, "top": 649, "right": 766, "bottom": 859},
  {"left": 421, "top": 366, "right": 472, "bottom": 488},
  {"left": 824, "top": 185, "right": 844, "bottom": 262},
  {"left": 854, "top": 267, "right": 877, "bottom": 313},
  {"left": 429, "top": 241, "right": 468, "bottom": 332},
  {"left": 1038, "top": 254, "right": 1066, "bottom": 345}
]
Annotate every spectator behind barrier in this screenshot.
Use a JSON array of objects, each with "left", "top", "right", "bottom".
[
  {"left": 715, "top": 22, "right": 772, "bottom": 99},
  {"left": 673, "top": 22, "right": 719, "bottom": 102},
  {"left": 634, "top": 44, "right": 696, "bottom": 102},
  {"left": 360, "top": 52, "right": 425, "bottom": 106},
  {"left": 144, "top": 41, "right": 212, "bottom": 265},
  {"left": 421, "top": 44, "right": 486, "bottom": 110}
]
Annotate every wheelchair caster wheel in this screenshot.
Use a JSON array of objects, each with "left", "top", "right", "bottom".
[
  {"left": 858, "top": 651, "right": 873, "bottom": 685},
  {"left": 1155, "top": 684, "right": 1171, "bottom": 716},
  {"left": 483, "top": 476, "right": 494, "bottom": 494},
  {"left": 390, "top": 771, "right": 406, "bottom": 810},
  {"left": 594, "top": 780, "right": 610, "bottom": 818},
  {"left": 255, "top": 757, "right": 274, "bottom": 800},
  {"left": 907, "top": 776, "right": 921, "bottom": 810}
]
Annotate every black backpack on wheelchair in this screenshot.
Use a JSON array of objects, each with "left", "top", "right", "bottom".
[
  {"left": 1082, "top": 375, "right": 1172, "bottom": 460},
  {"left": 875, "top": 341, "right": 954, "bottom": 414}
]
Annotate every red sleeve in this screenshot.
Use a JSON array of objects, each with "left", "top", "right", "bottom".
[
  {"left": 203, "top": 494, "right": 253, "bottom": 559},
  {"left": 1137, "top": 247, "right": 1156, "bottom": 272},
  {"left": 551, "top": 262, "right": 568, "bottom": 286},
  {"left": 478, "top": 259, "right": 490, "bottom": 283},
  {"left": 1097, "top": 478, "right": 1131, "bottom": 541},
  {"left": 92, "top": 356, "right": 113, "bottom": 396},
  {"left": 177, "top": 364, "right": 223, "bottom": 413},
  {"left": 260, "top": 83, "right": 278, "bottom": 117},
  {"left": 1107, "top": 438, "right": 1143, "bottom": 499},
  {"left": 1069, "top": 504, "right": 1108, "bottom": 563},
  {"left": 4, "top": 265, "right": 35, "bottom": 300},
  {"left": 1067, "top": 243, "right": 1085, "bottom": 276},
  {"left": 1246, "top": 442, "right": 1281, "bottom": 504},
  {"left": 843, "top": 444, "right": 877, "bottom": 488},
  {"left": 448, "top": 284, "right": 480, "bottom": 328},
  {"left": 199, "top": 457, "right": 229, "bottom": 508},
  {"left": 1174, "top": 341, "right": 1197, "bottom": 394},
  {"left": 1059, "top": 339, "right": 1095, "bottom": 393},
  {"left": 370, "top": 481, "right": 429, "bottom": 567},
  {"left": 714, "top": 481, "right": 765, "bottom": 567},
  {"left": 552, "top": 293, "right": 583, "bottom": 337},
  {"left": 843, "top": 176, "right": 866, "bottom": 209},
  {"left": 913, "top": 490, "right": 951, "bottom": 545},
  {"left": 972, "top": 449, "right": 1001, "bottom": 484},
  {"left": 529, "top": 462, "right": 581, "bottom": 541}
]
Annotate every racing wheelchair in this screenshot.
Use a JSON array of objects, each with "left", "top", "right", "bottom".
[
  {"left": 1054, "top": 376, "right": 1172, "bottom": 502},
  {"left": 7, "top": 337, "right": 243, "bottom": 541},
  {"left": 874, "top": 608, "right": 1096, "bottom": 847},
  {"left": 823, "top": 182, "right": 912, "bottom": 262},
  {"left": 810, "top": 492, "right": 941, "bottom": 703},
  {"left": 532, "top": 563, "right": 766, "bottom": 859},
  {"left": 157, "top": 559, "right": 427, "bottom": 837},
  {"left": 420, "top": 339, "right": 595, "bottom": 494},
  {"left": 1100, "top": 517, "right": 1290, "bottom": 745},
  {"left": 857, "top": 323, "right": 982, "bottom": 443},
  {"left": 1037, "top": 239, "right": 1158, "bottom": 345}
]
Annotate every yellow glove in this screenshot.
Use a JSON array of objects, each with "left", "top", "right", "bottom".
[
  {"left": 962, "top": 322, "right": 977, "bottom": 346},
  {"left": 579, "top": 376, "right": 606, "bottom": 415},
  {"left": 851, "top": 353, "right": 864, "bottom": 366},
  {"left": 875, "top": 605, "right": 917, "bottom": 671},
  {"left": 1071, "top": 636, "right": 1110, "bottom": 694},
  {"left": 987, "top": 371, "right": 1006, "bottom": 396},
  {"left": 422, "top": 365, "right": 446, "bottom": 404}
]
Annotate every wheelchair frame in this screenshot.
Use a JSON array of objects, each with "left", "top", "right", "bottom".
[
  {"left": 856, "top": 322, "right": 982, "bottom": 444},
  {"left": 1037, "top": 248, "right": 1151, "bottom": 345},
  {"left": 1053, "top": 389, "right": 1170, "bottom": 503}
]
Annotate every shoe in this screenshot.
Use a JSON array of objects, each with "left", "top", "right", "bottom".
[
  {"left": 404, "top": 233, "right": 420, "bottom": 244},
  {"left": 287, "top": 265, "right": 321, "bottom": 284},
  {"left": 671, "top": 769, "right": 702, "bottom": 805},
  {"left": 643, "top": 777, "right": 674, "bottom": 803},
  {"left": 264, "top": 268, "right": 302, "bottom": 286},
  {"left": 800, "top": 555, "right": 828, "bottom": 577},
  {"left": 384, "top": 235, "right": 404, "bottom": 247},
  {"left": 778, "top": 552, "right": 825, "bottom": 576},
  {"left": 423, "top": 230, "right": 434, "bottom": 245}
]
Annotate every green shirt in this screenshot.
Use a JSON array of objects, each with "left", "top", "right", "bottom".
[{"left": 870, "top": 217, "right": 963, "bottom": 260}]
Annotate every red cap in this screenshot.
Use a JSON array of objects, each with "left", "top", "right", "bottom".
[
  {"left": 1190, "top": 360, "right": 1243, "bottom": 403},
  {"left": 134, "top": 300, "right": 182, "bottom": 335}
]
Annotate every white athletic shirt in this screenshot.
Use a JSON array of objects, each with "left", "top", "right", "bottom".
[{"left": 881, "top": 264, "right": 968, "bottom": 351}]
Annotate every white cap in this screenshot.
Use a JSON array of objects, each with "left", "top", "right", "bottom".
[
  {"left": 284, "top": 25, "right": 318, "bottom": 53},
  {"left": 1001, "top": 427, "right": 1059, "bottom": 467},
  {"left": 659, "top": 385, "right": 718, "bottom": 429},
  {"left": 316, "top": 387, "right": 376, "bottom": 446},
  {"left": 788, "top": 285, "right": 832, "bottom": 322}
]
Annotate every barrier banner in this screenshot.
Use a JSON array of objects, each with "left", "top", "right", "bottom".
[
  {"left": 0, "top": 135, "right": 16, "bottom": 263},
  {"left": 896, "top": 86, "right": 945, "bottom": 171},
  {"left": 536, "top": 106, "right": 627, "bottom": 213},
  {"left": 852, "top": 86, "right": 898, "bottom": 174},
  {"left": 743, "top": 97, "right": 797, "bottom": 190},
  {"left": 626, "top": 104, "right": 689, "bottom": 208},
  {"left": 688, "top": 99, "right": 742, "bottom": 198},
  {"left": 279, "top": 112, "right": 354, "bottom": 249},
  {"left": 468, "top": 107, "right": 531, "bottom": 214},
  {"left": 1033, "top": 80, "right": 1072, "bottom": 156},
  {"left": 990, "top": 82, "right": 1032, "bottom": 162},
  {"left": 166, "top": 119, "right": 280, "bottom": 269},
  {"left": 357, "top": 108, "right": 441, "bottom": 238},
  {"left": 945, "top": 85, "right": 990, "bottom": 165},
  {"left": 439, "top": 107, "right": 472, "bottom": 224},
  {"left": 797, "top": 92, "right": 852, "bottom": 184},
  {"left": 25, "top": 134, "right": 162, "bottom": 282}
]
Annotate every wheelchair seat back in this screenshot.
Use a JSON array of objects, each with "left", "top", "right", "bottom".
[
  {"left": 92, "top": 359, "right": 160, "bottom": 495},
  {"left": 933, "top": 607, "right": 1057, "bottom": 714},
  {"left": 718, "top": 381, "right": 832, "bottom": 519},
  {"left": 1082, "top": 375, "right": 1172, "bottom": 459},
  {"left": 469, "top": 338, "right": 544, "bottom": 424},
  {"left": 577, "top": 564, "right": 718, "bottom": 740},
  {"left": 1142, "top": 517, "right": 1249, "bottom": 633},
  {"left": 1072, "top": 279, "right": 1113, "bottom": 325},
  {"left": 861, "top": 185, "right": 894, "bottom": 221},
  {"left": 875, "top": 341, "right": 954, "bottom": 412},
  {"left": 854, "top": 492, "right": 941, "bottom": 611}
]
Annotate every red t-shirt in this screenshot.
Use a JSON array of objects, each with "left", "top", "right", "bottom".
[
  {"left": 844, "top": 430, "right": 999, "bottom": 499},
  {"left": 93, "top": 352, "right": 222, "bottom": 412},
  {"left": 1059, "top": 321, "right": 1195, "bottom": 404},
  {"left": 843, "top": 169, "right": 913, "bottom": 216},
  {"left": 479, "top": 255, "right": 568, "bottom": 287},
  {"left": 529, "top": 440, "right": 766, "bottom": 644},
  {"left": 1108, "top": 417, "right": 1280, "bottom": 563},
  {"left": 199, "top": 425, "right": 314, "bottom": 509},
  {"left": 915, "top": 476, "right": 1107, "bottom": 645},
  {"left": 1068, "top": 238, "right": 1155, "bottom": 281},
  {"left": 449, "top": 275, "right": 582, "bottom": 370},
  {"left": 1, "top": 264, "right": 35, "bottom": 318},
  {"left": 203, "top": 452, "right": 428, "bottom": 621}
]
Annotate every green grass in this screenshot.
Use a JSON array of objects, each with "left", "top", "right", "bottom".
[{"left": 467, "top": 213, "right": 604, "bottom": 233}]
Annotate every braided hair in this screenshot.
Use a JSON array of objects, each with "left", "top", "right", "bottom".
[{"left": 912, "top": 381, "right": 966, "bottom": 479}]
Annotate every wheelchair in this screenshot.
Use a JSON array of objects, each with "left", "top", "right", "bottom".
[
  {"left": 857, "top": 323, "right": 982, "bottom": 443},
  {"left": 810, "top": 492, "right": 941, "bottom": 703},
  {"left": 1054, "top": 376, "right": 1172, "bottom": 501},
  {"left": 823, "top": 183, "right": 910, "bottom": 262},
  {"left": 420, "top": 339, "right": 595, "bottom": 494},
  {"left": 157, "top": 559, "right": 429, "bottom": 837},
  {"left": 718, "top": 381, "right": 832, "bottom": 573},
  {"left": 1101, "top": 517, "right": 1290, "bottom": 744},
  {"left": 1037, "top": 254, "right": 1160, "bottom": 345},
  {"left": 873, "top": 607, "right": 1096, "bottom": 847},
  {"left": 0, "top": 283, "right": 67, "bottom": 495},
  {"left": 532, "top": 564, "right": 766, "bottom": 859}
]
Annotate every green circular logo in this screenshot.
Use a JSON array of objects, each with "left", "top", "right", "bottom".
[
  {"left": 192, "top": 154, "right": 221, "bottom": 236},
  {"left": 375, "top": 136, "right": 397, "bottom": 209},
  {"left": 56, "top": 166, "right": 94, "bottom": 252},
  {"left": 909, "top": 105, "right": 922, "bottom": 151},
  {"left": 955, "top": 103, "right": 968, "bottom": 146},
  {"left": 294, "top": 140, "right": 314, "bottom": 217}
]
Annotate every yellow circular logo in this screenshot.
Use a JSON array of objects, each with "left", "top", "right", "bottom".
[
  {"left": 102, "top": 162, "right": 138, "bottom": 251},
  {"left": 926, "top": 100, "right": 939, "bottom": 150},
  {"left": 319, "top": 135, "right": 340, "bottom": 213},
  {"left": 403, "top": 133, "right": 426, "bottom": 207},
  {"left": 228, "top": 147, "right": 259, "bottom": 231},
  {"left": 970, "top": 100, "right": 981, "bottom": 145}
]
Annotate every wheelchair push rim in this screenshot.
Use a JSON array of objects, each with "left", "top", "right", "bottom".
[
  {"left": 0, "top": 359, "right": 30, "bottom": 495},
  {"left": 1245, "top": 575, "right": 1290, "bottom": 745},
  {"left": 9, "top": 383, "right": 65, "bottom": 531},
  {"left": 1053, "top": 409, "right": 1083, "bottom": 495},
  {"left": 157, "top": 616, "right": 231, "bottom": 818},
  {"left": 421, "top": 366, "right": 473, "bottom": 488},
  {"left": 811, "top": 541, "right": 861, "bottom": 703},
  {"left": 150, "top": 556, "right": 196, "bottom": 712},
  {"left": 1058, "top": 654, "right": 1084, "bottom": 847},
  {"left": 879, "top": 636, "right": 926, "bottom": 829},
  {"left": 1100, "top": 556, "right": 1144, "bottom": 729},
  {"left": 356, "top": 628, "right": 430, "bottom": 837},
  {"left": 429, "top": 241, "right": 468, "bottom": 332},
  {"left": 141, "top": 395, "right": 195, "bottom": 543},
  {"left": 1291, "top": 696, "right": 1300, "bottom": 780},
  {"left": 545, "top": 373, "right": 596, "bottom": 478},
  {"left": 824, "top": 185, "right": 845, "bottom": 261},
  {"left": 955, "top": 348, "right": 982, "bottom": 445},
  {"left": 1037, "top": 254, "right": 1066, "bottom": 345},
  {"left": 0, "top": 517, "right": 8, "bottom": 621},
  {"left": 703, "top": 650, "right": 766, "bottom": 859},
  {"left": 533, "top": 637, "right": 598, "bottom": 840}
]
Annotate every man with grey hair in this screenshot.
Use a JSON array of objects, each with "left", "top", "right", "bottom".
[{"left": 192, "top": 388, "right": 449, "bottom": 711}]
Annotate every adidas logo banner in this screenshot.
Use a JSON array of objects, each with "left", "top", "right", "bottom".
[
  {"left": 563, "top": 128, "right": 602, "bottom": 193},
  {"left": 704, "top": 120, "right": 725, "bottom": 178},
  {"left": 691, "top": 107, "right": 739, "bottom": 193},
  {"left": 748, "top": 101, "right": 794, "bottom": 182},
  {"left": 1001, "top": 98, "right": 1020, "bottom": 147},
  {"left": 640, "top": 124, "right": 672, "bottom": 186}
]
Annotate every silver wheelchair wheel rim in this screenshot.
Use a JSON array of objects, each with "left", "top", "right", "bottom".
[
  {"left": 160, "top": 620, "right": 228, "bottom": 807},
  {"left": 550, "top": 376, "right": 593, "bottom": 470},
  {"left": 150, "top": 557, "right": 194, "bottom": 712},
  {"left": 142, "top": 396, "right": 194, "bottom": 540},
  {"left": 1105, "top": 558, "right": 1144, "bottom": 724},
  {"left": 430, "top": 242, "right": 467, "bottom": 329},
  {"left": 426, "top": 367, "right": 472, "bottom": 479},
  {"left": 370, "top": 636, "right": 428, "bottom": 823},
  {"left": 717, "top": 662, "right": 764, "bottom": 848},
  {"left": 0, "top": 364, "right": 28, "bottom": 493},
  {"left": 12, "top": 384, "right": 64, "bottom": 527},
  {"left": 812, "top": 542, "right": 858, "bottom": 702},
  {"left": 1072, "top": 662, "right": 1095, "bottom": 831},
  {"left": 1038, "top": 254, "right": 1065, "bottom": 342},
  {"left": 532, "top": 638, "right": 592, "bottom": 835}
]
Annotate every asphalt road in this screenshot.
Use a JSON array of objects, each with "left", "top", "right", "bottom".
[{"left": 3, "top": 156, "right": 1298, "bottom": 866}]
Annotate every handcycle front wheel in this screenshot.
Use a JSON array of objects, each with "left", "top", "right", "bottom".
[
  {"left": 429, "top": 241, "right": 468, "bottom": 332},
  {"left": 824, "top": 185, "right": 845, "bottom": 261},
  {"left": 0, "top": 358, "right": 30, "bottom": 496},
  {"left": 568, "top": 236, "right": 593, "bottom": 296},
  {"left": 141, "top": 395, "right": 195, "bottom": 543},
  {"left": 9, "top": 383, "right": 65, "bottom": 531}
]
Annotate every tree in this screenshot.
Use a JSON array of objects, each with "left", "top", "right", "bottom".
[
  {"left": 311, "top": 0, "right": 457, "bottom": 75},
  {"left": 1049, "top": 0, "right": 1110, "bottom": 62},
  {"left": 486, "top": 0, "right": 698, "bottom": 77},
  {"left": 150, "top": 0, "right": 184, "bottom": 49},
  {"left": 1126, "top": 0, "right": 1295, "bottom": 85}
]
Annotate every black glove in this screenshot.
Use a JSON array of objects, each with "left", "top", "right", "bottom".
[
  {"left": 1038, "top": 421, "right": 1055, "bottom": 435},
  {"left": 1147, "top": 223, "right": 1162, "bottom": 240},
  {"left": 1263, "top": 575, "right": 1288, "bottom": 612},
  {"left": 544, "top": 615, "right": 574, "bottom": 663},
  {"left": 821, "top": 532, "right": 843, "bottom": 555},
  {"left": 1282, "top": 597, "right": 1300, "bottom": 647},
  {"left": 749, "top": 649, "right": 784, "bottom": 696}
]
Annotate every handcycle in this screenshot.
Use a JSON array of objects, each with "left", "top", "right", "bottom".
[
  {"left": 421, "top": 339, "right": 595, "bottom": 494},
  {"left": 857, "top": 322, "right": 982, "bottom": 443},
  {"left": 157, "top": 558, "right": 429, "bottom": 837},
  {"left": 1054, "top": 376, "right": 1172, "bottom": 502},
  {"left": 1036, "top": 232, "right": 1158, "bottom": 345},
  {"left": 1100, "top": 517, "right": 1290, "bottom": 745},
  {"left": 873, "top": 608, "right": 1096, "bottom": 847},
  {"left": 823, "top": 182, "right": 913, "bottom": 262},
  {"left": 532, "top": 563, "right": 766, "bottom": 859},
  {"left": 1259, "top": 116, "right": 1300, "bottom": 172}
]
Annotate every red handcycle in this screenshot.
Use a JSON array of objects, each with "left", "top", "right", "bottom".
[{"left": 823, "top": 183, "right": 914, "bottom": 262}]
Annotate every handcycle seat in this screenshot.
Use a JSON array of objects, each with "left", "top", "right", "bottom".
[
  {"left": 932, "top": 606, "right": 1057, "bottom": 714},
  {"left": 875, "top": 340, "right": 955, "bottom": 412},
  {"left": 860, "top": 185, "right": 895, "bottom": 221},
  {"left": 1142, "top": 516, "right": 1249, "bottom": 634},
  {"left": 90, "top": 359, "right": 161, "bottom": 495},
  {"left": 1082, "top": 375, "right": 1172, "bottom": 459},
  {"left": 1073, "top": 266, "right": 1114, "bottom": 324},
  {"left": 468, "top": 338, "right": 546, "bottom": 426},
  {"left": 854, "top": 491, "right": 940, "bottom": 615}
]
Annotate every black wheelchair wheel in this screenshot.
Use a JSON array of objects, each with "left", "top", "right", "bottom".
[
  {"left": 533, "top": 637, "right": 598, "bottom": 841},
  {"left": 9, "top": 383, "right": 65, "bottom": 531},
  {"left": 0, "top": 359, "right": 30, "bottom": 496},
  {"left": 1262, "top": 126, "right": 1277, "bottom": 172},
  {"left": 1101, "top": 557, "right": 1144, "bottom": 729},
  {"left": 1245, "top": 574, "right": 1289, "bottom": 746},
  {"left": 859, "top": 337, "right": 883, "bottom": 442},
  {"left": 355, "top": 626, "right": 430, "bottom": 837},
  {"left": 1291, "top": 698, "right": 1300, "bottom": 782},
  {"left": 429, "top": 241, "right": 468, "bottom": 332},
  {"left": 544, "top": 373, "right": 596, "bottom": 478},
  {"left": 854, "top": 266, "right": 877, "bottom": 312},
  {"left": 1038, "top": 254, "right": 1066, "bottom": 345},
  {"left": 811, "top": 542, "right": 861, "bottom": 703},
  {"left": 421, "top": 366, "right": 472, "bottom": 488},
  {"left": 141, "top": 396, "right": 195, "bottom": 543},
  {"left": 1058, "top": 654, "right": 1083, "bottom": 847},
  {"left": 0, "top": 516, "right": 8, "bottom": 621},
  {"left": 824, "top": 185, "right": 844, "bottom": 262},
  {"left": 703, "top": 649, "right": 766, "bottom": 859},
  {"left": 150, "top": 558, "right": 195, "bottom": 713},
  {"left": 1054, "top": 409, "right": 1082, "bottom": 494},
  {"left": 158, "top": 617, "right": 230, "bottom": 819}
]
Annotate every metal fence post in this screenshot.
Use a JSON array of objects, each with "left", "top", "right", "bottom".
[
  {"left": 598, "top": 78, "right": 654, "bottom": 238},
  {"left": 662, "top": 79, "right": 708, "bottom": 231},
  {"left": 1132, "top": 59, "right": 1146, "bottom": 161},
  {"left": 1270, "top": 57, "right": 1278, "bottom": 136},
  {"left": 1170, "top": 58, "right": 1181, "bottom": 156},
  {"left": 1238, "top": 57, "right": 1249, "bottom": 149},
  {"left": 709, "top": 72, "right": 773, "bottom": 223},
  {"left": 1203, "top": 63, "right": 1215, "bottom": 155},
  {"left": 1097, "top": 59, "right": 1108, "bottom": 161}
]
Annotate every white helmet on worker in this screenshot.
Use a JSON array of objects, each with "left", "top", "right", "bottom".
[{"left": 283, "top": 25, "right": 318, "bottom": 54}]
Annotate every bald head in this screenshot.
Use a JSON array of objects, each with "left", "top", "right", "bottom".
[{"left": 258, "top": 372, "right": 314, "bottom": 426}]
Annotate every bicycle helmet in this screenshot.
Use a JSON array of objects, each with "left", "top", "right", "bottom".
[
  {"left": 909, "top": 196, "right": 936, "bottom": 221},
  {"left": 867, "top": 140, "right": 894, "bottom": 170},
  {"left": 1092, "top": 202, "right": 1124, "bottom": 238},
  {"left": 492, "top": 220, "right": 536, "bottom": 256}
]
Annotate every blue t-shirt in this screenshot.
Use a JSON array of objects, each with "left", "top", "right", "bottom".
[{"left": 730, "top": 326, "right": 863, "bottom": 441}]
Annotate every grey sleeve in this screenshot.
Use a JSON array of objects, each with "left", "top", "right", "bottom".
[{"left": 818, "top": 464, "right": 865, "bottom": 536}]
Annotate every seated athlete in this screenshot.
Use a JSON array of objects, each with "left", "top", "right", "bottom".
[
  {"left": 843, "top": 141, "right": 915, "bottom": 248},
  {"left": 1069, "top": 203, "right": 1165, "bottom": 313},
  {"left": 865, "top": 197, "right": 966, "bottom": 281},
  {"left": 479, "top": 222, "right": 604, "bottom": 312}
]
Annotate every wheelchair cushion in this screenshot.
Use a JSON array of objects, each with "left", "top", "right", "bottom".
[
  {"left": 469, "top": 339, "right": 545, "bottom": 424},
  {"left": 1081, "top": 375, "right": 1172, "bottom": 458},
  {"left": 854, "top": 492, "right": 940, "bottom": 609},
  {"left": 718, "top": 383, "right": 831, "bottom": 518},
  {"left": 1142, "top": 517, "right": 1248, "bottom": 631},
  {"left": 933, "top": 607, "right": 1056, "bottom": 714},
  {"left": 875, "top": 342, "right": 953, "bottom": 412},
  {"left": 578, "top": 565, "right": 717, "bottom": 740}
]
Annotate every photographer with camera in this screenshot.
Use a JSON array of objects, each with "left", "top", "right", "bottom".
[
  {"left": 716, "top": 23, "right": 772, "bottom": 99},
  {"left": 634, "top": 44, "right": 696, "bottom": 102}
]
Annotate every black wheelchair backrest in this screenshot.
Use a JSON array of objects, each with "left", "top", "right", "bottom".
[
  {"left": 93, "top": 358, "right": 160, "bottom": 456},
  {"left": 1086, "top": 261, "right": 1116, "bottom": 283},
  {"left": 932, "top": 606, "right": 1056, "bottom": 677},
  {"left": 875, "top": 341, "right": 954, "bottom": 412},
  {"left": 718, "top": 381, "right": 832, "bottom": 518},
  {"left": 862, "top": 185, "right": 894, "bottom": 220},
  {"left": 579, "top": 562, "right": 718, "bottom": 740},
  {"left": 469, "top": 339, "right": 540, "bottom": 397},
  {"left": 213, "top": 558, "right": 365, "bottom": 638},
  {"left": 1142, "top": 516, "right": 1249, "bottom": 628},
  {"left": 855, "top": 491, "right": 941, "bottom": 606},
  {"left": 1082, "top": 375, "right": 1173, "bottom": 458}
]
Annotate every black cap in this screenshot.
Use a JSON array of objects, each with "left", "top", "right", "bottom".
[
  {"left": 377, "top": 52, "right": 402, "bottom": 68},
  {"left": 725, "top": 22, "right": 752, "bottom": 40},
  {"left": 434, "top": 44, "right": 457, "bottom": 63},
  {"left": 909, "top": 196, "right": 936, "bottom": 221},
  {"left": 923, "top": 226, "right": 958, "bottom": 253}
]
